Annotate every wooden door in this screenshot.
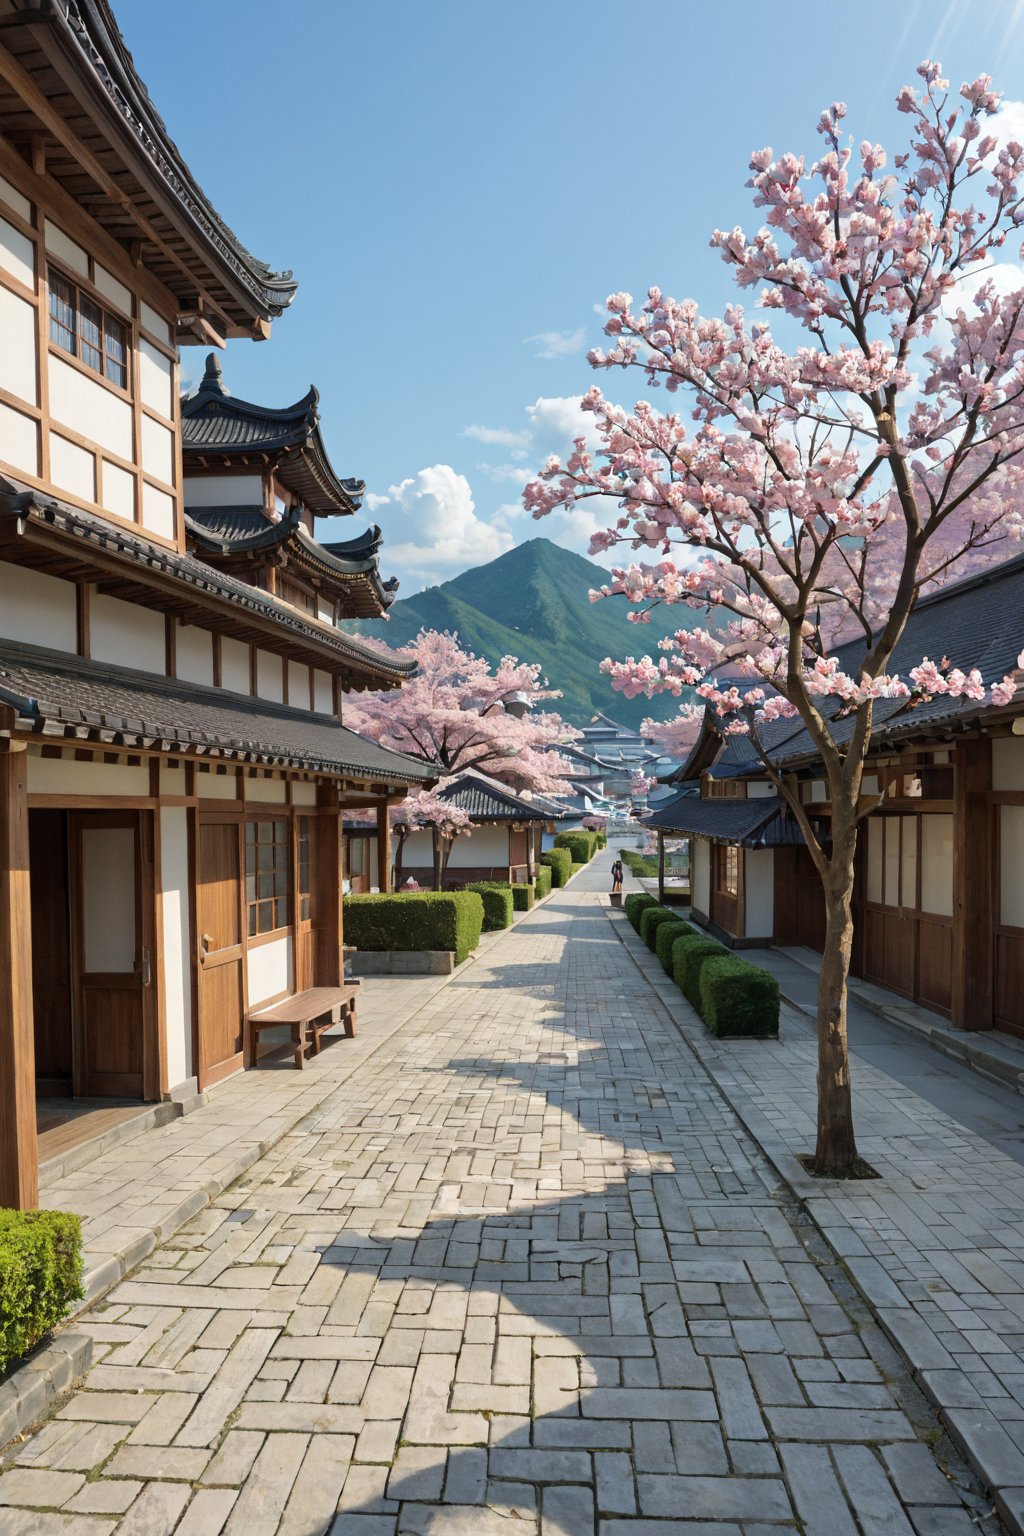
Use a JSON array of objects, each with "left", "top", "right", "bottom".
[
  {"left": 69, "top": 811, "right": 152, "bottom": 1099},
  {"left": 197, "top": 819, "right": 246, "bottom": 1089},
  {"left": 29, "top": 810, "right": 73, "bottom": 1094},
  {"left": 294, "top": 815, "right": 315, "bottom": 991}
]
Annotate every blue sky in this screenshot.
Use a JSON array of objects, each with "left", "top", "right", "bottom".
[{"left": 119, "top": 0, "right": 1024, "bottom": 592}]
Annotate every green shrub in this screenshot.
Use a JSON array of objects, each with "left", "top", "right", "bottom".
[
  {"left": 512, "top": 883, "right": 534, "bottom": 912},
  {"left": 625, "top": 892, "right": 658, "bottom": 931},
  {"left": 345, "top": 891, "right": 484, "bottom": 965},
  {"left": 571, "top": 862, "right": 586, "bottom": 878},
  {"left": 675, "top": 936, "right": 728, "bottom": 1010},
  {"left": 465, "top": 881, "right": 514, "bottom": 931},
  {"left": 0, "top": 1210, "right": 83, "bottom": 1376},
  {"left": 655, "top": 920, "right": 692, "bottom": 975},
  {"left": 535, "top": 864, "right": 552, "bottom": 900},
  {"left": 639, "top": 905, "right": 675, "bottom": 949},
  {"left": 540, "top": 848, "right": 572, "bottom": 888},
  {"left": 699, "top": 954, "right": 780, "bottom": 1038},
  {"left": 555, "top": 830, "right": 597, "bottom": 864}
]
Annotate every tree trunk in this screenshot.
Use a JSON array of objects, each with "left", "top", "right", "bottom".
[
  {"left": 813, "top": 810, "right": 860, "bottom": 1176},
  {"left": 394, "top": 829, "right": 407, "bottom": 889},
  {"left": 431, "top": 826, "right": 442, "bottom": 892}
]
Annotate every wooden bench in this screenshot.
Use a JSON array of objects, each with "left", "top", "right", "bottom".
[{"left": 248, "top": 983, "right": 360, "bottom": 1070}]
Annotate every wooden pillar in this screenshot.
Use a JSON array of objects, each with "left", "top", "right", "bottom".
[
  {"left": 0, "top": 745, "right": 38, "bottom": 1209},
  {"left": 658, "top": 833, "right": 666, "bottom": 906},
  {"left": 526, "top": 824, "right": 536, "bottom": 882},
  {"left": 314, "top": 783, "right": 344, "bottom": 986},
  {"left": 376, "top": 800, "right": 392, "bottom": 894},
  {"left": 951, "top": 736, "right": 992, "bottom": 1031}
]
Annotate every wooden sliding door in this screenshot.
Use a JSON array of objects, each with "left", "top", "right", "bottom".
[{"left": 197, "top": 818, "right": 246, "bottom": 1088}]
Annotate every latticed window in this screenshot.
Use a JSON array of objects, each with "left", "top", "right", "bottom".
[
  {"left": 245, "top": 819, "right": 291, "bottom": 935},
  {"left": 48, "top": 267, "right": 129, "bottom": 389}
]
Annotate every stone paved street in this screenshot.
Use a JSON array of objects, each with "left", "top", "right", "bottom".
[{"left": 0, "top": 859, "right": 1002, "bottom": 1535}]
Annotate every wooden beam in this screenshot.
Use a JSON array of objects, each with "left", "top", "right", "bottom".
[
  {"left": 952, "top": 737, "right": 992, "bottom": 1030},
  {"left": 376, "top": 799, "right": 392, "bottom": 894},
  {"left": 658, "top": 833, "right": 666, "bottom": 906},
  {"left": 314, "top": 781, "right": 343, "bottom": 987},
  {"left": 0, "top": 743, "right": 38, "bottom": 1209}
]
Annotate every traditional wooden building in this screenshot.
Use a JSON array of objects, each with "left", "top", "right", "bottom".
[
  {"left": 344, "top": 771, "right": 568, "bottom": 890},
  {"left": 0, "top": 0, "right": 430, "bottom": 1208},
  {"left": 650, "top": 556, "right": 1024, "bottom": 1037}
]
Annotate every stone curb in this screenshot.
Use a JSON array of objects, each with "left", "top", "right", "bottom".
[
  {"left": 0, "top": 1333, "right": 93, "bottom": 1457},
  {"left": 605, "top": 900, "right": 1024, "bottom": 1536}
]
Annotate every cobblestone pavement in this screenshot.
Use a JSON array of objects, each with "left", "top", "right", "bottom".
[{"left": 0, "top": 860, "right": 1000, "bottom": 1535}]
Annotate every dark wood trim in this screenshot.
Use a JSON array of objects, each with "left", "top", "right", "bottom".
[
  {"left": 0, "top": 744, "right": 38, "bottom": 1208},
  {"left": 376, "top": 798, "right": 392, "bottom": 894},
  {"left": 952, "top": 737, "right": 992, "bottom": 1030}
]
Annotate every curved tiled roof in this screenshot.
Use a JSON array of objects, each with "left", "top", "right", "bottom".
[
  {"left": 643, "top": 791, "right": 804, "bottom": 847},
  {"left": 0, "top": 640, "right": 434, "bottom": 786},
  {"left": 437, "top": 770, "right": 569, "bottom": 822},
  {"left": 182, "top": 357, "right": 363, "bottom": 516},
  {"left": 0, "top": 477, "right": 414, "bottom": 688},
  {"left": 0, "top": 1, "right": 298, "bottom": 332}
]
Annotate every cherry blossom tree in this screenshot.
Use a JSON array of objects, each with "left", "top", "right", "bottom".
[
  {"left": 347, "top": 790, "right": 472, "bottom": 892},
  {"left": 346, "top": 629, "right": 578, "bottom": 795},
  {"left": 525, "top": 64, "right": 1024, "bottom": 1175},
  {"left": 641, "top": 713, "right": 702, "bottom": 759}
]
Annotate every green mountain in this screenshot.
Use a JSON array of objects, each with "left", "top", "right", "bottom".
[{"left": 350, "top": 537, "right": 698, "bottom": 728}]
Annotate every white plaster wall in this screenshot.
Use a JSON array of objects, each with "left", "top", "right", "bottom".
[
  {"left": 197, "top": 772, "right": 238, "bottom": 800},
  {"left": 292, "top": 782, "right": 317, "bottom": 806},
  {"left": 747, "top": 782, "right": 775, "bottom": 799},
  {"left": 184, "top": 474, "right": 263, "bottom": 508},
  {"left": 50, "top": 433, "right": 95, "bottom": 502},
  {"left": 994, "top": 737, "right": 1024, "bottom": 791},
  {"left": 176, "top": 624, "right": 214, "bottom": 687},
  {"left": 139, "top": 339, "right": 173, "bottom": 418},
  {"left": 248, "top": 777, "right": 287, "bottom": 805},
  {"left": 247, "top": 935, "right": 293, "bottom": 1007},
  {"left": 221, "top": 637, "right": 251, "bottom": 694},
  {"left": 401, "top": 829, "right": 433, "bottom": 868},
  {"left": 141, "top": 415, "right": 174, "bottom": 486},
  {"left": 256, "top": 650, "right": 284, "bottom": 703},
  {"left": 448, "top": 826, "right": 508, "bottom": 868},
  {"left": 313, "top": 670, "right": 333, "bottom": 714},
  {"left": 0, "top": 283, "right": 37, "bottom": 403},
  {"left": 49, "top": 354, "right": 132, "bottom": 462},
  {"left": 91, "top": 592, "right": 165, "bottom": 674},
  {"left": 142, "top": 483, "right": 175, "bottom": 541},
  {"left": 159, "top": 805, "right": 193, "bottom": 1088},
  {"left": 27, "top": 753, "right": 150, "bottom": 796},
  {"left": 288, "top": 661, "right": 310, "bottom": 708},
  {"left": 0, "top": 399, "right": 38, "bottom": 475},
  {"left": 44, "top": 220, "right": 87, "bottom": 277},
  {"left": 692, "top": 838, "right": 711, "bottom": 915},
  {"left": 0, "top": 561, "right": 77, "bottom": 652},
  {"left": 93, "top": 263, "right": 131, "bottom": 317},
  {"left": 744, "top": 849, "right": 775, "bottom": 938},
  {"left": 0, "top": 175, "right": 30, "bottom": 222},
  {"left": 103, "top": 461, "right": 135, "bottom": 523},
  {"left": 140, "top": 301, "right": 172, "bottom": 345},
  {"left": 0, "top": 214, "right": 34, "bottom": 289},
  {"left": 162, "top": 763, "right": 187, "bottom": 796}
]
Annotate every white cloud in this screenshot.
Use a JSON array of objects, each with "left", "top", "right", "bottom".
[
  {"left": 993, "top": 97, "right": 1024, "bottom": 151},
  {"left": 375, "top": 464, "right": 514, "bottom": 588},
  {"left": 462, "top": 423, "right": 531, "bottom": 451},
  {"left": 525, "top": 327, "right": 587, "bottom": 360},
  {"left": 364, "top": 490, "right": 391, "bottom": 511}
]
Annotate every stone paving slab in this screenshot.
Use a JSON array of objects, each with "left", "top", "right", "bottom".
[
  {"left": 609, "top": 888, "right": 1024, "bottom": 1536},
  {"left": 0, "top": 857, "right": 1001, "bottom": 1535}
]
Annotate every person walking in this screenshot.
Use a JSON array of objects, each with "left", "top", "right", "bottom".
[{"left": 611, "top": 858, "right": 623, "bottom": 894}]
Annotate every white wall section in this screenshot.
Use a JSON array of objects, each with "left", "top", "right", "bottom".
[{"left": 159, "top": 806, "right": 193, "bottom": 1088}]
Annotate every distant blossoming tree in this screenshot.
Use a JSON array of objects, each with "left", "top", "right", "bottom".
[
  {"left": 525, "top": 64, "right": 1024, "bottom": 1174},
  {"left": 347, "top": 630, "right": 577, "bottom": 887},
  {"left": 347, "top": 629, "right": 577, "bottom": 794}
]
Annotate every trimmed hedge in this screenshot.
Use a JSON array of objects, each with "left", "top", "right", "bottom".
[
  {"left": 625, "top": 891, "right": 658, "bottom": 931},
  {"left": 465, "top": 881, "right": 514, "bottom": 932},
  {"left": 555, "top": 830, "right": 597, "bottom": 864},
  {"left": 674, "top": 936, "right": 729, "bottom": 1011},
  {"left": 639, "top": 905, "right": 676, "bottom": 949},
  {"left": 655, "top": 919, "right": 692, "bottom": 975},
  {"left": 344, "top": 891, "right": 484, "bottom": 965},
  {"left": 535, "top": 864, "right": 552, "bottom": 900},
  {"left": 512, "top": 883, "right": 534, "bottom": 912},
  {"left": 0, "top": 1210, "right": 83, "bottom": 1376},
  {"left": 620, "top": 848, "right": 659, "bottom": 878},
  {"left": 699, "top": 954, "right": 780, "bottom": 1038},
  {"left": 540, "top": 848, "right": 572, "bottom": 888}
]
